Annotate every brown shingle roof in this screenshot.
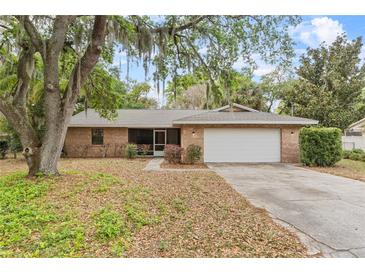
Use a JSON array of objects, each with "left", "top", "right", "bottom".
[
  {"left": 173, "top": 111, "right": 318, "bottom": 125},
  {"left": 69, "top": 109, "right": 208, "bottom": 128},
  {"left": 69, "top": 107, "right": 318, "bottom": 127}
]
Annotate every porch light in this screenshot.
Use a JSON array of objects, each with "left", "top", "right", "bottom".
[{"left": 192, "top": 129, "right": 196, "bottom": 136}]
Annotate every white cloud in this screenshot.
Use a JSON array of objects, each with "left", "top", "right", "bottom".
[
  {"left": 233, "top": 55, "right": 276, "bottom": 78},
  {"left": 312, "top": 17, "right": 344, "bottom": 44},
  {"left": 291, "top": 16, "right": 345, "bottom": 47},
  {"left": 253, "top": 64, "right": 276, "bottom": 77}
]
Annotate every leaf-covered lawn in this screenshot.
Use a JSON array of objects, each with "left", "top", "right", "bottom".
[
  {"left": 307, "top": 159, "right": 365, "bottom": 182},
  {"left": 0, "top": 158, "right": 307, "bottom": 257}
]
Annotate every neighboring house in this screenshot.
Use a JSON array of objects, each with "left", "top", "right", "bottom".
[
  {"left": 64, "top": 103, "right": 318, "bottom": 163},
  {"left": 342, "top": 118, "right": 365, "bottom": 150}
]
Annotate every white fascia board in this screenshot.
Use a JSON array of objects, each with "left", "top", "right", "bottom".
[
  {"left": 346, "top": 117, "right": 365, "bottom": 130},
  {"left": 173, "top": 120, "right": 318, "bottom": 125},
  {"left": 67, "top": 124, "right": 177, "bottom": 128}
]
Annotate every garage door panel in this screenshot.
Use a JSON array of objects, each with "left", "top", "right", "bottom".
[{"left": 204, "top": 128, "right": 280, "bottom": 163}]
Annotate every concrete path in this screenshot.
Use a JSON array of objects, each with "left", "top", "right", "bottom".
[
  {"left": 143, "top": 158, "right": 164, "bottom": 171},
  {"left": 208, "top": 163, "right": 365, "bottom": 258}
]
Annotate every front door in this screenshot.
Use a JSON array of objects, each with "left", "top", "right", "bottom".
[{"left": 153, "top": 129, "right": 166, "bottom": 156}]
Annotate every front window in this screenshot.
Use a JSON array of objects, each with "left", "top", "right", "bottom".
[{"left": 91, "top": 128, "right": 104, "bottom": 145}]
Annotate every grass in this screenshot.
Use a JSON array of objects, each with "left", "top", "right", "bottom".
[
  {"left": 93, "top": 207, "right": 126, "bottom": 240},
  {"left": 307, "top": 159, "right": 365, "bottom": 182},
  {"left": 0, "top": 158, "right": 307, "bottom": 257}
]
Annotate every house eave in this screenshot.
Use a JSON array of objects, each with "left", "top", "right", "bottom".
[
  {"left": 172, "top": 120, "right": 318, "bottom": 125},
  {"left": 67, "top": 124, "right": 179, "bottom": 128}
]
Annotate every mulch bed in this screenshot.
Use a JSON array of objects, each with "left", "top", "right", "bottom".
[{"left": 160, "top": 161, "right": 208, "bottom": 169}]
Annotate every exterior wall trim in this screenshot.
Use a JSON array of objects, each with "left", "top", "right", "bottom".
[{"left": 174, "top": 121, "right": 316, "bottom": 125}]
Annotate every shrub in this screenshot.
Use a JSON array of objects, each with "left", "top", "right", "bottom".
[
  {"left": 164, "top": 145, "right": 183, "bottom": 164},
  {"left": 342, "top": 150, "right": 352, "bottom": 159},
  {"left": 139, "top": 144, "right": 151, "bottom": 156},
  {"left": 185, "top": 144, "right": 202, "bottom": 164},
  {"left": 344, "top": 148, "right": 365, "bottom": 162},
  {"left": 0, "top": 140, "right": 9, "bottom": 159},
  {"left": 124, "top": 143, "right": 137, "bottom": 159},
  {"left": 299, "top": 127, "right": 342, "bottom": 167},
  {"left": 348, "top": 149, "right": 365, "bottom": 161}
]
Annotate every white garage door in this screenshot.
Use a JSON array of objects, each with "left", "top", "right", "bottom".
[{"left": 204, "top": 128, "right": 281, "bottom": 163}]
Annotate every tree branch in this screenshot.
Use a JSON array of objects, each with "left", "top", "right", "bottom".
[
  {"left": 47, "top": 16, "right": 77, "bottom": 58},
  {"left": 17, "top": 16, "right": 45, "bottom": 56},
  {"left": 178, "top": 34, "right": 215, "bottom": 82},
  {"left": 152, "top": 16, "right": 208, "bottom": 35},
  {"left": 0, "top": 98, "right": 40, "bottom": 148},
  {"left": 0, "top": 23, "right": 10, "bottom": 30},
  {"left": 12, "top": 45, "right": 35, "bottom": 107},
  {"left": 63, "top": 16, "right": 108, "bottom": 107}
]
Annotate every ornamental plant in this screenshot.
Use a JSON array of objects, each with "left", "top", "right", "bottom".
[{"left": 299, "top": 127, "right": 342, "bottom": 167}]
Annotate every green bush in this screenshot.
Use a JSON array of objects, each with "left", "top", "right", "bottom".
[
  {"left": 344, "top": 148, "right": 365, "bottom": 162},
  {"left": 0, "top": 140, "right": 9, "bottom": 159},
  {"left": 185, "top": 144, "right": 202, "bottom": 164},
  {"left": 348, "top": 149, "right": 365, "bottom": 161},
  {"left": 124, "top": 144, "right": 137, "bottom": 159},
  {"left": 342, "top": 150, "right": 352, "bottom": 159},
  {"left": 299, "top": 127, "right": 342, "bottom": 167},
  {"left": 164, "top": 145, "right": 183, "bottom": 164}
]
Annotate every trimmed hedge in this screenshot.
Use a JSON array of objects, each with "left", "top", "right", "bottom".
[{"left": 299, "top": 127, "right": 342, "bottom": 167}]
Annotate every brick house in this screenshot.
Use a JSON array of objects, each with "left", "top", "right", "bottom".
[{"left": 64, "top": 103, "right": 318, "bottom": 163}]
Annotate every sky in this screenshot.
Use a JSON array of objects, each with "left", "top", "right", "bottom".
[{"left": 113, "top": 16, "right": 365, "bottom": 105}]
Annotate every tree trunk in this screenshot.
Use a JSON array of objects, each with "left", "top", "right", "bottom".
[
  {"left": 0, "top": 16, "right": 108, "bottom": 177},
  {"left": 23, "top": 147, "right": 41, "bottom": 176},
  {"left": 38, "top": 107, "right": 74, "bottom": 175}
]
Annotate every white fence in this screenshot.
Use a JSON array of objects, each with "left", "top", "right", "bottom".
[{"left": 342, "top": 136, "right": 365, "bottom": 150}]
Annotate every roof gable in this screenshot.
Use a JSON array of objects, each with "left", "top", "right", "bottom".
[
  {"left": 347, "top": 117, "right": 365, "bottom": 130},
  {"left": 213, "top": 103, "right": 259, "bottom": 113}
]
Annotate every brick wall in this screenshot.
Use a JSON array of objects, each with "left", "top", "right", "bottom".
[
  {"left": 281, "top": 127, "right": 300, "bottom": 163},
  {"left": 65, "top": 125, "right": 302, "bottom": 163},
  {"left": 180, "top": 124, "right": 302, "bottom": 163},
  {"left": 180, "top": 126, "right": 204, "bottom": 163},
  {"left": 64, "top": 127, "right": 128, "bottom": 158}
]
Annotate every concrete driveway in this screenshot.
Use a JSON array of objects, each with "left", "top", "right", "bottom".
[{"left": 208, "top": 163, "right": 365, "bottom": 258}]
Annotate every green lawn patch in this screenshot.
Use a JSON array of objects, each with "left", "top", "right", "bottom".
[{"left": 308, "top": 159, "right": 365, "bottom": 182}]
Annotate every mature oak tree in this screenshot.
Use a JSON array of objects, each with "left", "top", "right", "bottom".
[
  {"left": 0, "top": 15, "right": 299, "bottom": 176},
  {"left": 279, "top": 35, "right": 365, "bottom": 130}
]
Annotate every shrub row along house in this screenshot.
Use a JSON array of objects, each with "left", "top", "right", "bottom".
[{"left": 64, "top": 103, "right": 318, "bottom": 163}]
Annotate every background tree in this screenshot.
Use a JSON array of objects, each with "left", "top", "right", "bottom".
[
  {"left": 279, "top": 35, "right": 365, "bottom": 129},
  {"left": 165, "top": 69, "right": 267, "bottom": 111},
  {"left": 259, "top": 67, "right": 292, "bottom": 112},
  {"left": 121, "top": 82, "right": 158, "bottom": 109},
  {"left": 0, "top": 116, "right": 22, "bottom": 158},
  {"left": 0, "top": 15, "right": 299, "bottom": 176}
]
